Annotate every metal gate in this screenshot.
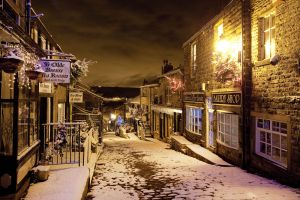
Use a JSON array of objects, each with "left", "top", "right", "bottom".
[{"left": 42, "top": 122, "right": 85, "bottom": 166}]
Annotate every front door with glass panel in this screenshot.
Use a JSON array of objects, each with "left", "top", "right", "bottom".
[
  {"left": 206, "top": 97, "right": 215, "bottom": 148},
  {"left": 208, "top": 111, "right": 215, "bottom": 147}
]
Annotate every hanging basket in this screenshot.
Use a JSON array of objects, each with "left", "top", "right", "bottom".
[
  {"left": 0, "top": 57, "right": 24, "bottom": 73},
  {"left": 25, "top": 70, "right": 44, "bottom": 81}
]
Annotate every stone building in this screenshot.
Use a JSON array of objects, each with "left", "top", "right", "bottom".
[
  {"left": 150, "top": 61, "right": 183, "bottom": 141},
  {"left": 249, "top": 0, "right": 300, "bottom": 185},
  {"left": 183, "top": 0, "right": 244, "bottom": 166},
  {"left": 0, "top": 0, "right": 68, "bottom": 198},
  {"left": 182, "top": 0, "right": 300, "bottom": 185}
]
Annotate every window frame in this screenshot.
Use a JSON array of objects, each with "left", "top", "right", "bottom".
[
  {"left": 217, "top": 112, "right": 239, "bottom": 150},
  {"left": 255, "top": 117, "right": 288, "bottom": 168},
  {"left": 190, "top": 42, "right": 197, "bottom": 77},
  {"left": 260, "top": 12, "right": 276, "bottom": 60},
  {"left": 185, "top": 106, "right": 203, "bottom": 134}
]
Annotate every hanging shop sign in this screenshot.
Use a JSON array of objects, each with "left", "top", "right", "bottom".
[
  {"left": 40, "top": 59, "right": 70, "bottom": 84},
  {"left": 39, "top": 83, "right": 53, "bottom": 94},
  {"left": 212, "top": 92, "right": 241, "bottom": 105},
  {"left": 183, "top": 92, "right": 205, "bottom": 103},
  {"left": 69, "top": 92, "right": 83, "bottom": 103}
]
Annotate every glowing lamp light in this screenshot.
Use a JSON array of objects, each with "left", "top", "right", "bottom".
[
  {"left": 216, "top": 39, "right": 230, "bottom": 54},
  {"left": 110, "top": 113, "right": 116, "bottom": 120}
]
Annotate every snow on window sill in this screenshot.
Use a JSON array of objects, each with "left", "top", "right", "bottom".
[{"left": 255, "top": 152, "right": 287, "bottom": 170}]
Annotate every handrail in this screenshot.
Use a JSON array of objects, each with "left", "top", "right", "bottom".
[{"left": 42, "top": 122, "right": 86, "bottom": 126}]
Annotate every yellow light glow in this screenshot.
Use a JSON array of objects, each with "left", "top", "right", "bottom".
[
  {"left": 110, "top": 113, "right": 116, "bottom": 120},
  {"left": 216, "top": 39, "right": 229, "bottom": 54}
]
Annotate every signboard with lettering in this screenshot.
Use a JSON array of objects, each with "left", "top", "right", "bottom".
[
  {"left": 40, "top": 59, "right": 71, "bottom": 84},
  {"left": 212, "top": 92, "right": 242, "bottom": 105},
  {"left": 69, "top": 92, "right": 83, "bottom": 103},
  {"left": 183, "top": 92, "right": 205, "bottom": 103},
  {"left": 39, "top": 83, "right": 52, "bottom": 94}
]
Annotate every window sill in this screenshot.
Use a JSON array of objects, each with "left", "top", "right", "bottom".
[
  {"left": 216, "top": 139, "right": 239, "bottom": 150},
  {"left": 254, "top": 58, "right": 271, "bottom": 67},
  {"left": 17, "top": 140, "right": 40, "bottom": 161},
  {"left": 185, "top": 128, "right": 202, "bottom": 136},
  {"left": 255, "top": 152, "right": 287, "bottom": 170}
]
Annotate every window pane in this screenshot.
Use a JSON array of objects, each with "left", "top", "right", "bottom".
[
  {"left": 267, "top": 144, "right": 271, "bottom": 156},
  {"left": 264, "top": 120, "right": 270, "bottom": 130},
  {"left": 0, "top": 103, "right": 14, "bottom": 156},
  {"left": 264, "top": 17, "right": 270, "bottom": 30},
  {"left": 272, "top": 121, "right": 279, "bottom": 132},
  {"left": 281, "top": 150, "right": 287, "bottom": 165},
  {"left": 225, "top": 134, "right": 230, "bottom": 145},
  {"left": 30, "top": 101, "right": 38, "bottom": 145},
  {"left": 260, "top": 131, "right": 266, "bottom": 142},
  {"left": 281, "top": 136, "right": 287, "bottom": 150},
  {"left": 272, "top": 147, "right": 280, "bottom": 162},
  {"left": 271, "top": 15, "right": 275, "bottom": 27},
  {"left": 266, "top": 132, "right": 271, "bottom": 143},
  {"left": 260, "top": 142, "right": 266, "bottom": 154},
  {"left": 272, "top": 134, "right": 280, "bottom": 148},
  {"left": 18, "top": 101, "right": 29, "bottom": 153},
  {"left": 257, "top": 119, "right": 263, "bottom": 128}
]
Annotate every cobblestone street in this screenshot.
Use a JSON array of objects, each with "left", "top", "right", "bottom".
[{"left": 87, "top": 133, "right": 300, "bottom": 200}]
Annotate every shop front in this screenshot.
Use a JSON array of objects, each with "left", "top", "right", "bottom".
[
  {"left": 211, "top": 90, "right": 243, "bottom": 166},
  {"left": 183, "top": 92, "right": 206, "bottom": 146},
  {"left": 151, "top": 105, "right": 182, "bottom": 141},
  {"left": 0, "top": 67, "right": 40, "bottom": 198}
]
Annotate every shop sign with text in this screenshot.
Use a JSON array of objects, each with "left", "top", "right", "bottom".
[
  {"left": 39, "top": 83, "right": 52, "bottom": 94},
  {"left": 183, "top": 92, "right": 205, "bottom": 102},
  {"left": 40, "top": 59, "right": 70, "bottom": 83},
  {"left": 212, "top": 92, "right": 241, "bottom": 105},
  {"left": 69, "top": 92, "right": 83, "bottom": 103}
]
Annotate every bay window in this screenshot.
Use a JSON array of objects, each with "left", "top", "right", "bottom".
[
  {"left": 186, "top": 107, "right": 202, "bottom": 134},
  {"left": 217, "top": 112, "right": 239, "bottom": 149}
]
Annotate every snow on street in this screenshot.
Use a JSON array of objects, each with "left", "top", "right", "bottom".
[{"left": 87, "top": 133, "right": 300, "bottom": 200}]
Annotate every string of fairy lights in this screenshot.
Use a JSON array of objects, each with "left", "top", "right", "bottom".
[{"left": 1, "top": 43, "right": 40, "bottom": 90}]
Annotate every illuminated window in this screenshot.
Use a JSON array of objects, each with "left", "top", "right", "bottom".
[
  {"left": 190, "top": 43, "right": 197, "bottom": 76},
  {"left": 186, "top": 107, "right": 202, "bottom": 134},
  {"left": 217, "top": 23, "right": 224, "bottom": 39},
  {"left": 255, "top": 118, "right": 287, "bottom": 167},
  {"left": 262, "top": 13, "right": 275, "bottom": 59},
  {"left": 217, "top": 112, "right": 238, "bottom": 149}
]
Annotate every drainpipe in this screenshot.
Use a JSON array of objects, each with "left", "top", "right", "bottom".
[
  {"left": 26, "top": 0, "right": 31, "bottom": 35},
  {"left": 241, "top": 0, "right": 252, "bottom": 169}
]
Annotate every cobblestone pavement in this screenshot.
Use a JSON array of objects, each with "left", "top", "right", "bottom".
[{"left": 87, "top": 133, "right": 300, "bottom": 200}]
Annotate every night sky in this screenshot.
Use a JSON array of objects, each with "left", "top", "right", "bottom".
[{"left": 32, "top": 0, "right": 230, "bottom": 87}]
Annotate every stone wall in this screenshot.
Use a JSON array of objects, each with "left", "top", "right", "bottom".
[
  {"left": 182, "top": 0, "right": 243, "bottom": 166},
  {"left": 249, "top": 0, "right": 300, "bottom": 184}
]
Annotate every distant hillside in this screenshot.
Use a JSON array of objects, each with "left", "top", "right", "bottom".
[{"left": 91, "top": 86, "right": 140, "bottom": 98}]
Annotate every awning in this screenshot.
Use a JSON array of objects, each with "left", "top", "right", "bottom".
[{"left": 151, "top": 105, "right": 182, "bottom": 115}]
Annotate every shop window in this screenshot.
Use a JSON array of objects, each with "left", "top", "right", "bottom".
[
  {"left": 58, "top": 103, "right": 66, "bottom": 123},
  {"left": 256, "top": 118, "right": 287, "bottom": 167},
  {"left": 186, "top": 107, "right": 202, "bottom": 134},
  {"left": 18, "top": 101, "right": 29, "bottom": 153},
  {"left": 30, "top": 101, "right": 38, "bottom": 145},
  {"left": 0, "top": 102, "right": 14, "bottom": 156},
  {"left": 190, "top": 43, "right": 197, "bottom": 77},
  {"left": 260, "top": 13, "right": 276, "bottom": 60},
  {"left": 217, "top": 112, "right": 238, "bottom": 149}
]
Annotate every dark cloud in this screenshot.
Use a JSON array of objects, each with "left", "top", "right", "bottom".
[{"left": 32, "top": 0, "right": 230, "bottom": 87}]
